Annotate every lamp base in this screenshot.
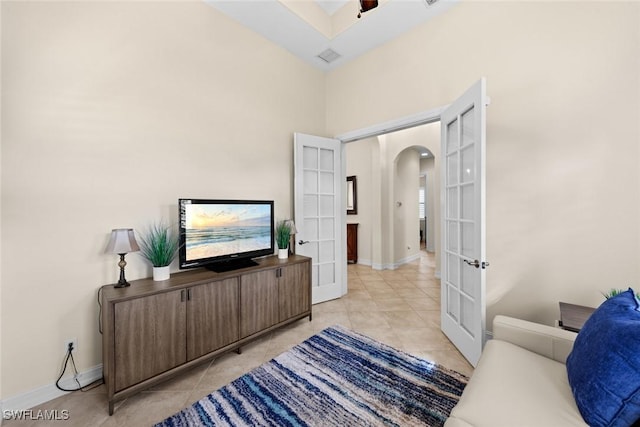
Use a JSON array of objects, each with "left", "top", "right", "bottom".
[{"left": 114, "top": 253, "right": 131, "bottom": 288}]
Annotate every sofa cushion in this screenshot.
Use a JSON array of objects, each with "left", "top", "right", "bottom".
[
  {"left": 566, "top": 289, "right": 640, "bottom": 427},
  {"left": 445, "top": 339, "right": 587, "bottom": 427}
]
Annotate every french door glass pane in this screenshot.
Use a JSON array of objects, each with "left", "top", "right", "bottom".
[
  {"left": 319, "top": 172, "right": 334, "bottom": 194},
  {"left": 319, "top": 148, "right": 333, "bottom": 170},
  {"left": 461, "top": 262, "right": 475, "bottom": 296},
  {"left": 461, "top": 222, "right": 474, "bottom": 257},
  {"left": 304, "top": 218, "right": 318, "bottom": 239},
  {"left": 447, "top": 188, "right": 458, "bottom": 218},
  {"left": 319, "top": 241, "right": 335, "bottom": 263},
  {"left": 461, "top": 295, "right": 475, "bottom": 337},
  {"left": 447, "top": 221, "right": 458, "bottom": 253},
  {"left": 304, "top": 195, "right": 318, "bottom": 217},
  {"left": 447, "top": 286, "right": 460, "bottom": 321},
  {"left": 447, "top": 254, "right": 459, "bottom": 288},
  {"left": 461, "top": 184, "right": 474, "bottom": 220},
  {"left": 461, "top": 107, "right": 475, "bottom": 146},
  {"left": 320, "top": 218, "right": 334, "bottom": 240},
  {"left": 461, "top": 145, "right": 474, "bottom": 183},
  {"left": 319, "top": 195, "right": 334, "bottom": 217},
  {"left": 319, "top": 263, "right": 335, "bottom": 285},
  {"left": 303, "top": 147, "right": 318, "bottom": 168},
  {"left": 304, "top": 170, "right": 318, "bottom": 193},
  {"left": 447, "top": 119, "right": 459, "bottom": 153},
  {"left": 306, "top": 241, "right": 319, "bottom": 261},
  {"left": 447, "top": 154, "right": 459, "bottom": 185}
]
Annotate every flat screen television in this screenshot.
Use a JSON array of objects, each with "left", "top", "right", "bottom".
[{"left": 178, "top": 199, "right": 275, "bottom": 272}]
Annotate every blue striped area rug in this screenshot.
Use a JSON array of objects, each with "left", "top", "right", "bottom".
[{"left": 156, "top": 325, "right": 468, "bottom": 427}]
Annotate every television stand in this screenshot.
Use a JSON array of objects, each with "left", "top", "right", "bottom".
[
  {"left": 101, "top": 255, "right": 312, "bottom": 415},
  {"left": 206, "top": 258, "right": 258, "bottom": 273}
]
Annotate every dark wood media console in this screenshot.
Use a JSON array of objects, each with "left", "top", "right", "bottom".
[{"left": 101, "top": 255, "right": 312, "bottom": 415}]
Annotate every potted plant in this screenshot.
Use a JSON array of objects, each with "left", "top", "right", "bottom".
[
  {"left": 138, "top": 221, "right": 179, "bottom": 281},
  {"left": 275, "top": 220, "right": 292, "bottom": 259}
]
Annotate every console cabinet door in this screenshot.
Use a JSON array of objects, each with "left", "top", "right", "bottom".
[
  {"left": 187, "top": 278, "right": 239, "bottom": 361},
  {"left": 114, "top": 290, "right": 186, "bottom": 391},
  {"left": 240, "top": 270, "right": 278, "bottom": 338},
  {"left": 278, "top": 262, "right": 311, "bottom": 322}
]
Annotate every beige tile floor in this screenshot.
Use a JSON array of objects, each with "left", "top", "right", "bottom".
[{"left": 6, "top": 251, "right": 472, "bottom": 426}]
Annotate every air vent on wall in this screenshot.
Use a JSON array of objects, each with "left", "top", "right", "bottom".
[{"left": 317, "top": 48, "right": 341, "bottom": 64}]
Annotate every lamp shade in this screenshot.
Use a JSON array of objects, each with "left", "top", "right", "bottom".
[
  {"left": 285, "top": 220, "right": 298, "bottom": 234},
  {"left": 106, "top": 228, "right": 140, "bottom": 254}
]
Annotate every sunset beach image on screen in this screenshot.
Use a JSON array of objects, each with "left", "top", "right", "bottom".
[{"left": 184, "top": 204, "right": 272, "bottom": 261}]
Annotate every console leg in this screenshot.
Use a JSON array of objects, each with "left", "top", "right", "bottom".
[
  {"left": 109, "top": 402, "right": 114, "bottom": 416},
  {"left": 236, "top": 347, "right": 242, "bottom": 355}
]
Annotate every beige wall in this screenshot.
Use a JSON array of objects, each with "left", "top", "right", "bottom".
[
  {"left": 1, "top": 1, "right": 325, "bottom": 399},
  {"left": 329, "top": 1, "right": 640, "bottom": 326},
  {"left": 345, "top": 138, "right": 375, "bottom": 264},
  {"left": 393, "top": 148, "right": 420, "bottom": 263},
  {"left": 420, "top": 156, "right": 436, "bottom": 253}
]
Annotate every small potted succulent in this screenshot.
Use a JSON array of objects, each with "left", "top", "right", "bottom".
[
  {"left": 275, "top": 220, "right": 293, "bottom": 259},
  {"left": 138, "top": 221, "right": 179, "bottom": 281}
]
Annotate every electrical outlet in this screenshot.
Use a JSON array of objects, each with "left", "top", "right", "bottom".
[{"left": 64, "top": 338, "right": 78, "bottom": 353}]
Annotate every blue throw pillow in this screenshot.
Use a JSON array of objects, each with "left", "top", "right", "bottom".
[{"left": 566, "top": 289, "right": 640, "bottom": 427}]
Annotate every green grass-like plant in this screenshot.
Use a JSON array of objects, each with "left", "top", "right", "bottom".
[
  {"left": 138, "top": 222, "right": 179, "bottom": 267},
  {"left": 276, "top": 220, "right": 292, "bottom": 250},
  {"left": 601, "top": 287, "right": 640, "bottom": 299}
]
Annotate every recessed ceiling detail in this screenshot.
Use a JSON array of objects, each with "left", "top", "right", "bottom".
[{"left": 205, "top": 0, "right": 459, "bottom": 71}]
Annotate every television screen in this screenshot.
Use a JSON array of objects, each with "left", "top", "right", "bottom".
[{"left": 179, "top": 199, "right": 274, "bottom": 272}]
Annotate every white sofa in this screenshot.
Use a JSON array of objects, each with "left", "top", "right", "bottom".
[{"left": 445, "top": 315, "right": 588, "bottom": 427}]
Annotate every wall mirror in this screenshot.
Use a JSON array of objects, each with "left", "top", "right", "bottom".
[{"left": 347, "top": 176, "right": 357, "bottom": 215}]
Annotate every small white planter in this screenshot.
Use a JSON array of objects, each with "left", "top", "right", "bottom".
[
  {"left": 278, "top": 248, "right": 289, "bottom": 259},
  {"left": 153, "top": 266, "right": 170, "bottom": 281}
]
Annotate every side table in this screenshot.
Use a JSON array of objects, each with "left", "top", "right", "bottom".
[{"left": 558, "top": 302, "right": 596, "bottom": 332}]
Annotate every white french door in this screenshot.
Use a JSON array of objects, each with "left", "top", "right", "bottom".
[
  {"left": 440, "top": 78, "right": 488, "bottom": 367},
  {"left": 294, "top": 133, "right": 345, "bottom": 304}
]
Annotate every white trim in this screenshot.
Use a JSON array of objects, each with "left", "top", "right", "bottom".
[
  {"left": 335, "top": 106, "right": 448, "bottom": 143},
  {"left": 367, "top": 254, "right": 421, "bottom": 271},
  {"left": 1, "top": 365, "right": 103, "bottom": 412},
  {"left": 355, "top": 258, "right": 372, "bottom": 267}
]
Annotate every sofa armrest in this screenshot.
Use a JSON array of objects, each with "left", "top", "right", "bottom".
[{"left": 493, "top": 315, "right": 578, "bottom": 364}]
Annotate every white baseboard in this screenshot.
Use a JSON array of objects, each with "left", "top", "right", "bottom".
[
  {"left": 354, "top": 255, "right": 434, "bottom": 273},
  {"left": 1, "top": 364, "right": 103, "bottom": 413},
  {"left": 366, "top": 254, "right": 420, "bottom": 271}
]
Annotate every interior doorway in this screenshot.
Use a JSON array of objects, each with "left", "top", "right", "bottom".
[
  {"left": 342, "top": 123, "right": 441, "bottom": 276},
  {"left": 336, "top": 78, "right": 488, "bottom": 367}
]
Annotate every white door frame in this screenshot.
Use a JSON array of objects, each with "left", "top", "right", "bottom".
[{"left": 334, "top": 105, "right": 448, "bottom": 296}]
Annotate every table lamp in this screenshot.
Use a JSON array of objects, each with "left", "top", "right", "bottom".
[
  {"left": 106, "top": 228, "right": 140, "bottom": 288},
  {"left": 285, "top": 220, "right": 298, "bottom": 255}
]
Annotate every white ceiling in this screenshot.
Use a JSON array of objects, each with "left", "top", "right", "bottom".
[
  {"left": 205, "top": 0, "right": 458, "bottom": 71},
  {"left": 315, "top": 0, "right": 351, "bottom": 16}
]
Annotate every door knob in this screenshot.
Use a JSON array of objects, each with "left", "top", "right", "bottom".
[
  {"left": 464, "top": 259, "right": 480, "bottom": 268},
  {"left": 464, "top": 259, "right": 489, "bottom": 269},
  {"left": 298, "top": 240, "right": 309, "bottom": 245}
]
